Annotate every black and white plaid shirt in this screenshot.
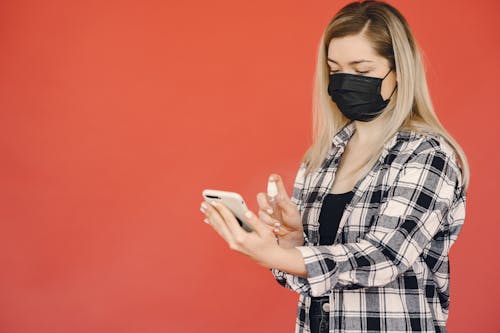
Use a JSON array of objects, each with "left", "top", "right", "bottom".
[{"left": 271, "top": 121, "right": 467, "bottom": 333}]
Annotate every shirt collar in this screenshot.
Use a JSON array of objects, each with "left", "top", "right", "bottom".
[
  {"left": 331, "top": 121, "right": 419, "bottom": 152},
  {"left": 331, "top": 121, "right": 356, "bottom": 148}
]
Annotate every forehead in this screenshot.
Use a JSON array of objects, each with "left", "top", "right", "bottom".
[{"left": 327, "top": 34, "right": 382, "bottom": 64}]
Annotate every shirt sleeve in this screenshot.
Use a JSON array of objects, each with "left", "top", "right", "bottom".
[
  {"left": 269, "top": 161, "right": 312, "bottom": 292},
  {"left": 277, "top": 145, "right": 464, "bottom": 297}
]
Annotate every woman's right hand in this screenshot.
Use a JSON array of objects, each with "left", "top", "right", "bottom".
[{"left": 256, "top": 174, "right": 304, "bottom": 249}]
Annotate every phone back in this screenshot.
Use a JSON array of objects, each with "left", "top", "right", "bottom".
[{"left": 202, "top": 189, "right": 253, "bottom": 232}]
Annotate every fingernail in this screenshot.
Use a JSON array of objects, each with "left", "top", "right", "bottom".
[
  {"left": 200, "top": 207, "right": 206, "bottom": 214},
  {"left": 274, "top": 222, "right": 280, "bottom": 227},
  {"left": 201, "top": 202, "right": 208, "bottom": 210},
  {"left": 244, "top": 211, "right": 252, "bottom": 218},
  {"left": 204, "top": 218, "right": 210, "bottom": 224},
  {"left": 266, "top": 208, "right": 273, "bottom": 215},
  {"left": 274, "top": 228, "right": 279, "bottom": 233},
  {"left": 210, "top": 201, "right": 218, "bottom": 207}
]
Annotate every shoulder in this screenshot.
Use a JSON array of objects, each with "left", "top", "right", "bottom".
[
  {"left": 395, "top": 129, "right": 459, "bottom": 165},
  {"left": 393, "top": 129, "right": 464, "bottom": 190}
]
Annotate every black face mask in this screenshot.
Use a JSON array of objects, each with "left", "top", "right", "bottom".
[{"left": 327, "top": 68, "right": 398, "bottom": 122}]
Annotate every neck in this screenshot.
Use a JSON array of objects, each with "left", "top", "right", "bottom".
[{"left": 351, "top": 116, "right": 387, "bottom": 146}]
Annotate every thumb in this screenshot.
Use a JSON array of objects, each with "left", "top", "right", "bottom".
[{"left": 244, "top": 209, "right": 267, "bottom": 236}]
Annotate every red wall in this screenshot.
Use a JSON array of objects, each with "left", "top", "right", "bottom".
[{"left": 1, "top": 0, "right": 498, "bottom": 332}]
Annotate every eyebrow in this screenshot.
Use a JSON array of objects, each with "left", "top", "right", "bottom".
[{"left": 327, "top": 58, "right": 374, "bottom": 65}]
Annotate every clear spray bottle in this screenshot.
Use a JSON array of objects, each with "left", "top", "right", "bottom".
[{"left": 267, "top": 179, "right": 283, "bottom": 244}]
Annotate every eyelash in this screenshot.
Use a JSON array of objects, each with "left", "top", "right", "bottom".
[{"left": 329, "top": 70, "right": 369, "bottom": 74}]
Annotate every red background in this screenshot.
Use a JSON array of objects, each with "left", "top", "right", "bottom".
[{"left": 1, "top": 0, "right": 499, "bottom": 332}]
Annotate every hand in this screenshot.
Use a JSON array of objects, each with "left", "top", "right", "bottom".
[
  {"left": 200, "top": 200, "right": 283, "bottom": 269},
  {"left": 256, "top": 173, "right": 304, "bottom": 249}
]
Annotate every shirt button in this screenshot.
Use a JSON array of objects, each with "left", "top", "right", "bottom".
[
  {"left": 317, "top": 195, "right": 323, "bottom": 201},
  {"left": 322, "top": 302, "right": 330, "bottom": 312}
]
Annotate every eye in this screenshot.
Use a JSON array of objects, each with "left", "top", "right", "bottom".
[{"left": 356, "top": 70, "right": 369, "bottom": 74}]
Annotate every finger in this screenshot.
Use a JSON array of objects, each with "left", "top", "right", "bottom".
[
  {"left": 268, "top": 174, "right": 296, "bottom": 212},
  {"left": 243, "top": 209, "right": 270, "bottom": 237},
  {"left": 257, "top": 209, "right": 280, "bottom": 228},
  {"left": 256, "top": 192, "right": 274, "bottom": 215},
  {"left": 257, "top": 212, "right": 282, "bottom": 235},
  {"left": 209, "top": 201, "right": 247, "bottom": 241},
  {"left": 255, "top": 212, "right": 278, "bottom": 234},
  {"left": 205, "top": 201, "right": 236, "bottom": 245},
  {"left": 268, "top": 174, "right": 290, "bottom": 201}
]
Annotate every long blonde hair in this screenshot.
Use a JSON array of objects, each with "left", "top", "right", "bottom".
[{"left": 302, "top": 0, "right": 470, "bottom": 191}]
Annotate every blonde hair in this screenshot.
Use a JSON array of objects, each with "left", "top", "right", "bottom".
[{"left": 303, "top": 0, "right": 470, "bottom": 191}]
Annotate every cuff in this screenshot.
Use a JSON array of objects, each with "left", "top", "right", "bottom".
[{"left": 295, "top": 245, "right": 340, "bottom": 297}]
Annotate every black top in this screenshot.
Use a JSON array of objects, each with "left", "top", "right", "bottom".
[{"left": 318, "top": 190, "right": 355, "bottom": 245}]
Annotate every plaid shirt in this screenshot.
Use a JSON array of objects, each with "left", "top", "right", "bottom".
[{"left": 271, "top": 121, "right": 467, "bottom": 333}]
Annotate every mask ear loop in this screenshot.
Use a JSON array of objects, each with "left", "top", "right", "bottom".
[
  {"left": 384, "top": 67, "right": 398, "bottom": 100},
  {"left": 387, "top": 82, "right": 398, "bottom": 99},
  {"left": 382, "top": 67, "right": 393, "bottom": 80}
]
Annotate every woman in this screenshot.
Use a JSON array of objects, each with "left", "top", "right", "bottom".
[{"left": 199, "top": 1, "right": 469, "bottom": 332}]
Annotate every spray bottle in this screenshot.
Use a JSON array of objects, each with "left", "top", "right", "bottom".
[{"left": 267, "top": 179, "right": 283, "bottom": 244}]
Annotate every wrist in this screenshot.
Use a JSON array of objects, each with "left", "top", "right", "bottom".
[
  {"left": 271, "top": 247, "right": 307, "bottom": 278},
  {"left": 265, "top": 242, "right": 287, "bottom": 269},
  {"left": 293, "top": 231, "right": 305, "bottom": 245},
  {"left": 276, "top": 231, "right": 304, "bottom": 249},
  {"left": 288, "top": 231, "right": 305, "bottom": 247}
]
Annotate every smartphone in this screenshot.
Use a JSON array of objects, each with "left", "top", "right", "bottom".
[{"left": 202, "top": 189, "right": 254, "bottom": 232}]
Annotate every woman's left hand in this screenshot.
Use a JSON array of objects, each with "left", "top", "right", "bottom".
[{"left": 200, "top": 200, "right": 282, "bottom": 269}]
